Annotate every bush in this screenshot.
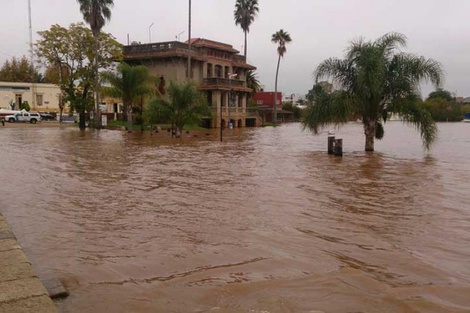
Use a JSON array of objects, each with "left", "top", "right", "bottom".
[{"left": 20, "top": 101, "right": 30, "bottom": 111}]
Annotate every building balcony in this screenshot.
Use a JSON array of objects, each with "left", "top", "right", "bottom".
[{"left": 201, "top": 78, "right": 246, "bottom": 90}]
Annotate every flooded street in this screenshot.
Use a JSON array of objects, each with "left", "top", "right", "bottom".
[{"left": 0, "top": 122, "right": 469, "bottom": 313}]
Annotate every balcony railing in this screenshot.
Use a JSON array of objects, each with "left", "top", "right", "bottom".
[
  {"left": 202, "top": 78, "right": 245, "bottom": 88},
  {"left": 123, "top": 41, "right": 202, "bottom": 55},
  {"left": 233, "top": 55, "right": 246, "bottom": 62},
  {"left": 246, "top": 108, "right": 259, "bottom": 117}
]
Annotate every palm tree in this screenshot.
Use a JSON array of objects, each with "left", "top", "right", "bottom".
[
  {"left": 272, "top": 29, "right": 292, "bottom": 124},
  {"left": 234, "top": 0, "right": 259, "bottom": 58},
  {"left": 246, "top": 70, "right": 261, "bottom": 96},
  {"left": 302, "top": 32, "right": 443, "bottom": 152},
  {"left": 77, "top": 0, "right": 114, "bottom": 128},
  {"left": 147, "top": 81, "right": 211, "bottom": 137},
  {"left": 101, "top": 63, "right": 154, "bottom": 131}
]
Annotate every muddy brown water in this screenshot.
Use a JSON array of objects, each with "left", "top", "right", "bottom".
[{"left": 0, "top": 123, "right": 469, "bottom": 313}]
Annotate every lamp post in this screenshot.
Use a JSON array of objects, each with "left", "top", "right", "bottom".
[
  {"left": 228, "top": 73, "right": 237, "bottom": 129},
  {"left": 175, "top": 31, "right": 185, "bottom": 41},
  {"left": 149, "top": 22, "right": 154, "bottom": 43}
]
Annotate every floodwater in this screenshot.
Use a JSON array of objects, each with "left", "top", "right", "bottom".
[{"left": 0, "top": 122, "right": 469, "bottom": 313}]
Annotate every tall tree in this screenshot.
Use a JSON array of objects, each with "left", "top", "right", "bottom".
[
  {"left": 271, "top": 29, "right": 292, "bottom": 124},
  {"left": 77, "top": 0, "right": 114, "bottom": 128},
  {"left": 101, "top": 63, "right": 155, "bottom": 131},
  {"left": 302, "top": 33, "right": 443, "bottom": 152},
  {"left": 234, "top": 0, "right": 259, "bottom": 58},
  {"left": 0, "top": 56, "right": 42, "bottom": 82},
  {"left": 36, "top": 23, "right": 122, "bottom": 129},
  {"left": 147, "top": 81, "right": 211, "bottom": 137}
]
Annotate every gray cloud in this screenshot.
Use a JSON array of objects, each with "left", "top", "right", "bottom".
[{"left": 2, "top": 0, "right": 469, "bottom": 98}]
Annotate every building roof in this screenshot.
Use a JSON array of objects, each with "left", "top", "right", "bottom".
[
  {"left": 123, "top": 40, "right": 256, "bottom": 70},
  {"left": 186, "top": 38, "right": 239, "bottom": 53}
]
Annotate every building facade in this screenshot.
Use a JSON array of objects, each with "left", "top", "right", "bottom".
[
  {"left": 0, "top": 82, "right": 62, "bottom": 112},
  {"left": 123, "top": 38, "right": 258, "bottom": 128},
  {"left": 252, "top": 91, "right": 289, "bottom": 123}
]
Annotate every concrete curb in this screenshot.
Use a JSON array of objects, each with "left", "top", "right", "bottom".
[{"left": 0, "top": 213, "right": 57, "bottom": 313}]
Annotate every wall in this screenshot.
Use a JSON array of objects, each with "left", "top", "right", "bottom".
[
  {"left": 0, "top": 82, "right": 62, "bottom": 112},
  {"left": 253, "top": 91, "right": 283, "bottom": 108}
]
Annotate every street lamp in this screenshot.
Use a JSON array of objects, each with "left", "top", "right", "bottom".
[
  {"left": 149, "top": 22, "right": 154, "bottom": 43},
  {"left": 175, "top": 31, "right": 185, "bottom": 41},
  {"left": 228, "top": 73, "right": 237, "bottom": 130}
]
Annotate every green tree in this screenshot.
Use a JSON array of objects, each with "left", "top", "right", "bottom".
[
  {"left": 302, "top": 33, "right": 443, "bottom": 151},
  {"left": 36, "top": 23, "right": 122, "bottom": 129},
  {"left": 427, "top": 88, "right": 453, "bottom": 102},
  {"left": 147, "top": 81, "right": 211, "bottom": 137},
  {"left": 77, "top": 0, "right": 114, "bottom": 128},
  {"left": 234, "top": 0, "right": 259, "bottom": 58},
  {"left": 271, "top": 29, "right": 292, "bottom": 124},
  {"left": 282, "top": 102, "right": 302, "bottom": 120},
  {"left": 101, "top": 63, "right": 155, "bottom": 131},
  {"left": 421, "top": 98, "right": 462, "bottom": 122},
  {"left": 0, "top": 56, "right": 42, "bottom": 82}
]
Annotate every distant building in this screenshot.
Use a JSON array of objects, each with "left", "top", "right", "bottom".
[
  {"left": 252, "top": 91, "right": 292, "bottom": 123},
  {"left": 460, "top": 97, "right": 470, "bottom": 104},
  {"left": 0, "top": 82, "right": 62, "bottom": 112},
  {"left": 122, "top": 38, "right": 258, "bottom": 128}
]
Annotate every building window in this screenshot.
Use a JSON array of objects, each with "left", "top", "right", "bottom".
[
  {"left": 238, "top": 93, "right": 243, "bottom": 107},
  {"left": 256, "top": 100, "right": 263, "bottom": 105},
  {"left": 215, "top": 65, "right": 222, "bottom": 78},
  {"left": 36, "top": 94, "right": 43, "bottom": 106},
  {"left": 207, "top": 63, "right": 213, "bottom": 78}
]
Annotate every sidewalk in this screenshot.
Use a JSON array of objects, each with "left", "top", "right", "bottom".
[{"left": 0, "top": 213, "right": 57, "bottom": 313}]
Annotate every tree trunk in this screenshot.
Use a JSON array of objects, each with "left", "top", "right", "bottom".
[
  {"left": 273, "top": 54, "right": 281, "bottom": 124},
  {"left": 244, "top": 30, "right": 247, "bottom": 58},
  {"left": 364, "top": 120, "right": 376, "bottom": 152},
  {"left": 127, "top": 104, "right": 133, "bottom": 132},
  {"left": 79, "top": 111, "right": 86, "bottom": 130},
  {"left": 93, "top": 34, "right": 101, "bottom": 129},
  {"left": 59, "top": 107, "right": 63, "bottom": 124}
]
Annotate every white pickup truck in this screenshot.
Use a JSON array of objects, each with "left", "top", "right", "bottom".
[{"left": 4, "top": 112, "right": 42, "bottom": 124}]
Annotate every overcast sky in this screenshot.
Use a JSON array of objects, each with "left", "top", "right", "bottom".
[{"left": 1, "top": 0, "right": 470, "bottom": 98}]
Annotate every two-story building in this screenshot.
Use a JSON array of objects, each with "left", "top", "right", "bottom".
[{"left": 122, "top": 38, "right": 258, "bottom": 128}]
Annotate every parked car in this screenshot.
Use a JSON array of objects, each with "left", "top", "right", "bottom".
[
  {"left": 4, "top": 112, "right": 41, "bottom": 124},
  {"left": 40, "top": 113, "right": 55, "bottom": 121}
]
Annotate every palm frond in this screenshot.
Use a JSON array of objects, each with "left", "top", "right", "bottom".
[
  {"left": 234, "top": 0, "right": 259, "bottom": 32},
  {"left": 302, "top": 87, "right": 352, "bottom": 134},
  {"left": 396, "top": 97, "right": 437, "bottom": 150}
]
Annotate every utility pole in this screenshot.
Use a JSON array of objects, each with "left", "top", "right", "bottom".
[
  {"left": 28, "top": 0, "right": 36, "bottom": 109},
  {"left": 187, "top": 0, "right": 191, "bottom": 80}
]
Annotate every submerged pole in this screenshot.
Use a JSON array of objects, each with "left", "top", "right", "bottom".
[
  {"left": 328, "top": 131, "right": 335, "bottom": 154},
  {"left": 334, "top": 139, "right": 343, "bottom": 157}
]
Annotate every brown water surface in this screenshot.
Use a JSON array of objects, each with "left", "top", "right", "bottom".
[{"left": 0, "top": 123, "right": 469, "bottom": 313}]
